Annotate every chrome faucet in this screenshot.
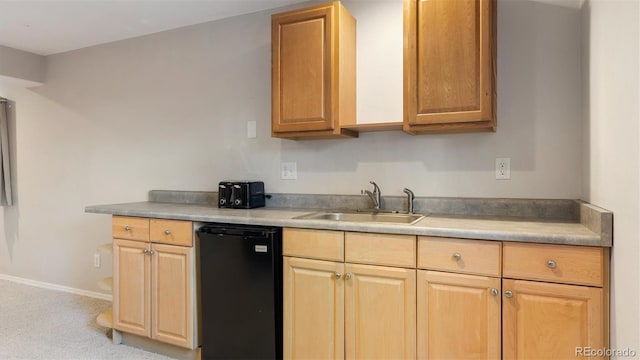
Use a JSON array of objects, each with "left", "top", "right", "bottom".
[
  {"left": 361, "top": 181, "right": 381, "bottom": 210},
  {"left": 403, "top": 188, "right": 415, "bottom": 214}
]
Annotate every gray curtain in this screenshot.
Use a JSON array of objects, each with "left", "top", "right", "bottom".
[{"left": 0, "top": 100, "right": 12, "bottom": 206}]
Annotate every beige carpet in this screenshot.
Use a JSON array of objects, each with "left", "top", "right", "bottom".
[{"left": 0, "top": 279, "right": 174, "bottom": 359}]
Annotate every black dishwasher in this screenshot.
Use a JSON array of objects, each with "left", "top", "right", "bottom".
[{"left": 198, "top": 223, "right": 282, "bottom": 360}]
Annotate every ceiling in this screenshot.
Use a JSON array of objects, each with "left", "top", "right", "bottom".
[
  {"left": 0, "top": 0, "right": 584, "bottom": 57},
  {"left": 0, "top": 0, "right": 309, "bottom": 56}
]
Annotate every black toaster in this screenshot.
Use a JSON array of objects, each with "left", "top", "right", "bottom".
[{"left": 218, "top": 181, "right": 266, "bottom": 209}]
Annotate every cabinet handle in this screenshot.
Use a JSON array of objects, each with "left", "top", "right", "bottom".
[
  {"left": 505, "top": 290, "right": 513, "bottom": 298},
  {"left": 335, "top": 272, "right": 341, "bottom": 280},
  {"left": 547, "top": 259, "right": 557, "bottom": 269},
  {"left": 345, "top": 273, "right": 352, "bottom": 280},
  {"left": 142, "top": 249, "right": 149, "bottom": 254},
  {"left": 149, "top": 250, "right": 156, "bottom": 255},
  {"left": 490, "top": 288, "right": 499, "bottom": 296},
  {"left": 124, "top": 226, "right": 131, "bottom": 231},
  {"left": 453, "top": 252, "right": 462, "bottom": 261},
  {"left": 164, "top": 230, "right": 171, "bottom": 235}
]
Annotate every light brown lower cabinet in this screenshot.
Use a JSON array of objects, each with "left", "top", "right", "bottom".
[
  {"left": 283, "top": 257, "right": 416, "bottom": 359},
  {"left": 112, "top": 216, "right": 197, "bottom": 350},
  {"left": 113, "top": 239, "right": 195, "bottom": 349},
  {"left": 417, "top": 270, "right": 501, "bottom": 359},
  {"left": 283, "top": 257, "right": 344, "bottom": 360},
  {"left": 283, "top": 228, "right": 609, "bottom": 360},
  {"left": 502, "top": 279, "right": 604, "bottom": 360},
  {"left": 345, "top": 263, "right": 416, "bottom": 360}
]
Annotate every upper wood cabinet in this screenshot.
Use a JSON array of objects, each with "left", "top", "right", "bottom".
[
  {"left": 403, "top": 0, "right": 497, "bottom": 134},
  {"left": 272, "top": 1, "right": 357, "bottom": 139}
]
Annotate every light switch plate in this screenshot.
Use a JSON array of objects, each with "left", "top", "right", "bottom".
[
  {"left": 281, "top": 162, "right": 297, "bottom": 180},
  {"left": 247, "top": 121, "right": 257, "bottom": 138}
]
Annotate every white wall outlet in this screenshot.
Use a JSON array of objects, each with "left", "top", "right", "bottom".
[
  {"left": 281, "top": 162, "right": 297, "bottom": 180},
  {"left": 495, "top": 158, "right": 511, "bottom": 180},
  {"left": 94, "top": 253, "right": 101, "bottom": 268}
]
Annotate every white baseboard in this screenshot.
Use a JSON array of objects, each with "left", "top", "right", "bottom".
[{"left": 0, "top": 274, "right": 113, "bottom": 301}]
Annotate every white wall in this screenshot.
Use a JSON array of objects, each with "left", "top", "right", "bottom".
[
  {"left": 0, "top": 0, "right": 584, "bottom": 293},
  {"left": 582, "top": 0, "right": 640, "bottom": 352}
]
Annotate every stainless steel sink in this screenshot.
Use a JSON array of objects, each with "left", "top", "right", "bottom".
[{"left": 293, "top": 211, "right": 425, "bottom": 225}]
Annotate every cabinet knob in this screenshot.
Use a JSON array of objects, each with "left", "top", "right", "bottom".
[
  {"left": 490, "top": 288, "right": 499, "bottom": 296},
  {"left": 164, "top": 230, "right": 171, "bottom": 235},
  {"left": 142, "top": 249, "right": 149, "bottom": 254},
  {"left": 149, "top": 250, "right": 155, "bottom": 255},
  {"left": 453, "top": 252, "right": 462, "bottom": 261},
  {"left": 547, "top": 259, "right": 557, "bottom": 269},
  {"left": 345, "top": 273, "right": 352, "bottom": 280},
  {"left": 335, "top": 272, "right": 341, "bottom": 280},
  {"left": 124, "top": 226, "right": 131, "bottom": 231},
  {"left": 505, "top": 290, "right": 513, "bottom": 298}
]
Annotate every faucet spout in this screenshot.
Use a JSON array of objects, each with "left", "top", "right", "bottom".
[
  {"left": 403, "top": 188, "right": 415, "bottom": 214},
  {"left": 362, "top": 181, "right": 381, "bottom": 210}
]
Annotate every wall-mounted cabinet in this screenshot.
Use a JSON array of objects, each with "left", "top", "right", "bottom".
[
  {"left": 271, "top": 1, "right": 357, "bottom": 139},
  {"left": 403, "top": 0, "right": 497, "bottom": 134}
]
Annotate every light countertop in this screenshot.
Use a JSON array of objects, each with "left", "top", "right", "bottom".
[{"left": 85, "top": 201, "right": 608, "bottom": 247}]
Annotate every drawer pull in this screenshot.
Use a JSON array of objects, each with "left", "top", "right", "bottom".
[
  {"left": 335, "top": 272, "right": 341, "bottom": 280},
  {"left": 547, "top": 260, "right": 557, "bottom": 269},
  {"left": 490, "top": 288, "right": 498, "bottom": 296},
  {"left": 164, "top": 230, "right": 171, "bottom": 235},
  {"left": 124, "top": 226, "right": 131, "bottom": 231},
  {"left": 452, "top": 252, "right": 462, "bottom": 261},
  {"left": 505, "top": 290, "right": 513, "bottom": 298}
]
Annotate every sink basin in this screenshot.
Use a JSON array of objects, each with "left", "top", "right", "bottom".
[{"left": 294, "top": 211, "right": 425, "bottom": 225}]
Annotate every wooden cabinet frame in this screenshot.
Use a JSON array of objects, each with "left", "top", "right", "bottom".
[
  {"left": 271, "top": 1, "right": 357, "bottom": 139},
  {"left": 111, "top": 217, "right": 197, "bottom": 350},
  {"left": 403, "top": 0, "right": 497, "bottom": 134}
]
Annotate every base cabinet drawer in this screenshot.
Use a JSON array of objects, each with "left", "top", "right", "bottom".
[
  {"left": 112, "top": 216, "right": 150, "bottom": 241},
  {"left": 503, "top": 242, "right": 604, "bottom": 286},
  {"left": 418, "top": 236, "right": 501, "bottom": 276}
]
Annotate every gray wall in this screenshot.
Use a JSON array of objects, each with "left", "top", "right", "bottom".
[
  {"left": 0, "top": 0, "right": 584, "bottom": 317},
  {"left": 0, "top": 45, "right": 44, "bottom": 84}
]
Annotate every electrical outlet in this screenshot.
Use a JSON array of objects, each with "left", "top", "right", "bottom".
[
  {"left": 496, "top": 158, "right": 511, "bottom": 180},
  {"left": 281, "top": 162, "right": 297, "bottom": 180},
  {"left": 94, "top": 253, "right": 101, "bottom": 268}
]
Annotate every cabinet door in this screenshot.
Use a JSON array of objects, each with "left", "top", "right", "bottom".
[
  {"left": 284, "top": 257, "right": 344, "bottom": 360},
  {"left": 503, "top": 279, "right": 604, "bottom": 359},
  {"left": 151, "top": 243, "right": 195, "bottom": 349},
  {"left": 272, "top": 4, "right": 335, "bottom": 133},
  {"left": 345, "top": 263, "right": 416, "bottom": 360},
  {"left": 417, "top": 270, "right": 501, "bottom": 359},
  {"left": 404, "top": 0, "right": 496, "bottom": 132},
  {"left": 113, "top": 239, "right": 150, "bottom": 337}
]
